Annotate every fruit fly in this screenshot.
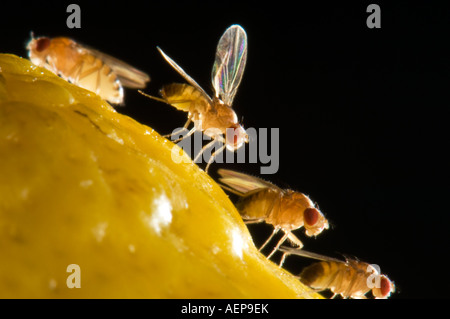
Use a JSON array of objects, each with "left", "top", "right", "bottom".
[
  {"left": 139, "top": 25, "right": 249, "bottom": 172},
  {"left": 279, "top": 247, "right": 395, "bottom": 299},
  {"left": 217, "top": 169, "right": 329, "bottom": 264},
  {"left": 27, "top": 34, "right": 150, "bottom": 104}
]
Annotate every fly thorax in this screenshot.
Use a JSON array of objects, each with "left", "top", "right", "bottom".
[
  {"left": 274, "top": 193, "right": 307, "bottom": 229},
  {"left": 204, "top": 98, "right": 237, "bottom": 131}
]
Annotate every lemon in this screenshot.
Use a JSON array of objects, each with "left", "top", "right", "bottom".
[{"left": 0, "top": 54, "right": 320, "bottom": 298}]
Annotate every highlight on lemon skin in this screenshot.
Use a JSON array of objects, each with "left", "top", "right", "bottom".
[{"left": 0, "top": 54, "right": 321, "bottom": 298}]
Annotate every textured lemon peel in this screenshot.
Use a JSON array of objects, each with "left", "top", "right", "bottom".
[{"left": 0, "top": 54, "right": 321, "bottom": 298}]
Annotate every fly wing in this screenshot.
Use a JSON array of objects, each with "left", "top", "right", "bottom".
[
  {"left": 157, "top": 46, "right": 212, "bottom": 104},
  {"left": 279, "top": 247, "right": 344, "bottom": 264},
  {"left": 217, "top": 169, "right": 282, "bottom": 195},
  {"left": 211, "top": 24, "right": 248, "bottom": 106},
  {"left": 86, "top": 47, "right": 150, "bottom": 89}
]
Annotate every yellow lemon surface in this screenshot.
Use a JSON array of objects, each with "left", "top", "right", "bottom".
[{"left": 0, "top": 54, "right": 320, "bottom": 298}]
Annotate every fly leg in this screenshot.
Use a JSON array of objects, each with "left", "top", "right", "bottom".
[
  {"left": 204, "top": 143, "right": 226, "bottom": 173},
  {"left": 243, "top": 219, "right": 265, "bottom": 225},
  {"left": 163, "top": 118, "right": 192, "bottom": 139},
  {"left": 267, "top": 231, "right": 290, "bottom": 260},
  {"left": 279, "top": 252, "right": 289, "bottom": 267},
  {"left": 286, "top": 232, "right": 304, "bottom": 249},
  {"left": 279, "top": 232, "right": 304, "bottom": 265},
  {"left": 171, "top": 121, "right": 197, "bottom": 143},
  {"left": 193, "top": 139, "right": 217, "bottom": 164},
  {"left": 278, "top": 237, "right": 304, "bottom": 267},
  {"left": 258, "top": 227, "right": 280, "bottom": 252},
  {"left": 65, "top": 59, "right": 85, "bottom": 83}
]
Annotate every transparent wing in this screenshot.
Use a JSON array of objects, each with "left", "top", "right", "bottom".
[
  {"left": 217, "top": 169, "right": 282, "bottom": 195},
  {"left": 157, "top": 46, "right": 212, "bottom": 104},
  {"left": 279, "top": 247, "right": 343, "bottom": 264},
  {"left": 86, "top": 47, "right": 150, "bottom": 89},
  {"left": 211, "top": 24, "right": 248, "bottom": 106}
]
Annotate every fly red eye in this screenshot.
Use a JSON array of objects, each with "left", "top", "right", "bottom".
[
  {"left": 380, "top": 276, "right": 391, "bottom": 297},
  {"left": 233, "top": 132, "right": 239, "bottom": 145},
  {"left": 35, "top": 38, "right": 51, "bottom": 52},
  {"left": 304, "top": 208, "right": 319, "bottom": 226},
  {"left": 226, "top": 125, "right": 239, "bottom": 146}
]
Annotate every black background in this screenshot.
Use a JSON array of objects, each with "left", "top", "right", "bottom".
[{"left": 1, "top": 1, "right": 449, "bottom": 299}]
